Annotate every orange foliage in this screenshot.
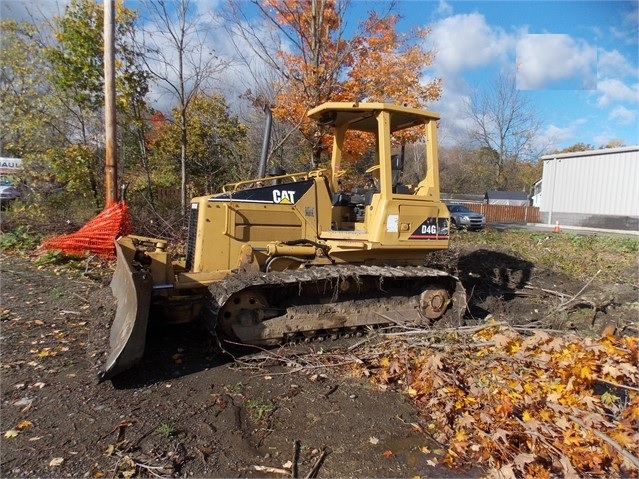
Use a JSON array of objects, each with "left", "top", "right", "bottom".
[
  {"left": 358, "top": 327, "right": 639, "bottom": 478},
  {"left": 342, "top": 13, "right": 441, "bottom": 108},
  {"left": 262, "top": 0, "right": 441, "bottom": 165}
]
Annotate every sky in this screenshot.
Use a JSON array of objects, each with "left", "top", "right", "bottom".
[
  {"left": 2, "top": 0, "right": 638, "bottom": 153},
  {"left": 407, "top": 0, "right": 639, "bottom": 150}
]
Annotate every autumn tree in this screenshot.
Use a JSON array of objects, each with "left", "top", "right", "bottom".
[
  {"left": 463, "top": 72, "right": 543, "bottom": 190},
  {"left": 227, "top": 0, "right": 441, "bottom": 167},
  {"left": 138, "top": 0, "right": 234, "bottom": 211},
  {"left": 554, "top": 139, "right": 624, "bottom": 156},
  {"left": 149, "top": 93, "right": 248, "bottom": 195},
  {"left": 602, "top": 138, "right": 625, "bottom": 149},
  {"left": 439, "top": 146, "right": 494, "bottom": 194},
  {"left": 555, "top": 142, "right": 595, "bottom": 153},
  {"left": 437, "top": 145, "right": 542, "bottom": 195}
]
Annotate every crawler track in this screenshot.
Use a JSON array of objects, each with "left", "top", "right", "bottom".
[{"left": 206, "top": 265, "right": 466, "bottom": 345}]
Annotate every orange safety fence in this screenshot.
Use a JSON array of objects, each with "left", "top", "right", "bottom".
[{"left": 40, "top": 201, "right": 132, "bottom": 258}]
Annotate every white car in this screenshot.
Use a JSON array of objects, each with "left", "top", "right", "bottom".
[{"left": 447, "top": 204, "right": 486, "bottom": 230}]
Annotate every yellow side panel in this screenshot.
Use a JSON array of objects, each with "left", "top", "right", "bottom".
[
  {"left": 231, "top": 206, "right": 303, "bottom": 241},
  {"left": 192, "top": 201, "right": 231, "bottom": 272},
  {"left": 190, "top": 177, "right": 334, "bottom": 273}
]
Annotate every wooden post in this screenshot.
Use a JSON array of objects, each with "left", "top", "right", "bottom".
[{"left": 104, "top": 0, "right": 117, "bottom": 207}]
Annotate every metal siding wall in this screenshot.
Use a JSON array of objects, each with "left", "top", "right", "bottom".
[
  {"left": 541, "top": 149, "right": 639, "bottom": 217},
  {"left": 539, "top": 160, "right": 555, "bottom": 215},
  {"left": 621, "top": 151, "right": 639, "bottom": 215}
]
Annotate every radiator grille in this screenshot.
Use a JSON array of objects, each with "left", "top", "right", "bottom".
[{"left": 185, "top": 203, "right": 199, "bottom": 272}]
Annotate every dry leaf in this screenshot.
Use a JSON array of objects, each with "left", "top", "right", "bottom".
[
  {"left": 16, "top": 420, "right": 32, "bottom": 430},
  {"left": 457, "top": 414, "right": 475, "bottom": 427},
  {"left": 491, "top": 333, "right": 511, "bottom": 348},
  {"left": 496, "top": 464, "right": 516, "bottom": 479},
  {"left": 559, "top": 455, "right": 579, "bottom": 479},
  {"left": 426, "top": 353, "right": 443, "bottom": 371},
  {"left": 602, "top": 364, "right": 621, "bottom": 379},
  {"left": 514, "top": 453, "right": 535, "bottom": 469},
  {"left": 382, "top": 450, "right": 393, "bottom": 457}
]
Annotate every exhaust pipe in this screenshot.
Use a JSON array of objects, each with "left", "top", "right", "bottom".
[{"left": 258, "top": 105, "right": 273, "bottom": 178}]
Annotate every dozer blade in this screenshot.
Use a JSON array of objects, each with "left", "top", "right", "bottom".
[{"left": 100, "top": 238, "right": 153, "bottom": 381}]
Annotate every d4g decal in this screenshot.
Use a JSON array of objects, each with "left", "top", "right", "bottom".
[{"left": 409, "top": 217, "right": 449, "bottom": 239}]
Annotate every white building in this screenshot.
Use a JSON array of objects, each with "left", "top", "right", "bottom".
[{"left": 535, "top": 146, "right": 638, "bottom": 231}]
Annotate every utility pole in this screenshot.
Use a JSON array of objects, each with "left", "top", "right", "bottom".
[{"left": 104, "top": 0, "right": 118, "bottom": 207}]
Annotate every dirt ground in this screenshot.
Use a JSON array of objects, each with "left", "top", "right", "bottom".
[{"left": 1, "top": 245, "right": 637, "bottom": 478}]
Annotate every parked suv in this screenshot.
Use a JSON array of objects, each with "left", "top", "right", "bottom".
[
  {"left": 446, "top": 204, "right": 486, "bottom": 230},
  {"left": 0, "top": 176, "right": 21, "bottom": 209}
]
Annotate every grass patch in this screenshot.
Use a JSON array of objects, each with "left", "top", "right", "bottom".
[
  {"left": 224, "top": 382, "right": 244, "bottom": 395},
  {"left": 0, "top": 226, "right": 42, "bottom": 252},
  {"left": 452, "top": 229, "right": 638, "bottom": 284},
  {"left": 245, "top": 398, "right": 276, "bottom": 422},
  {"left": 157, "top": 423, "right": 177, "bottom": 438}
]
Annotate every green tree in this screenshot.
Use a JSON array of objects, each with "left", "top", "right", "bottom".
[
  {"left": 45, "top": 0, "right": 148, "bottom": 204},
  {"left": 149, "top": 94, "right": 248, "bottom": 195},
  {"left": 0, "top": 20, "right": 67, "bottom": 158}
]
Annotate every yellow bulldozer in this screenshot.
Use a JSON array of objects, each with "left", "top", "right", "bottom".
[{"left": 102, "top": 102, "right": 466, "bottom": 379}]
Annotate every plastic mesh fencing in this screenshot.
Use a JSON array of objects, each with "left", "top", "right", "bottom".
[{"left": 40, "top": 201, "right": 132, "bottom": 258}]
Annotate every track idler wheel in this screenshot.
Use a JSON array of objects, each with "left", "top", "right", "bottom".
[
  {"left": 419, "top": 286, "right": 451, "bottom": 320},
  {"left": 218, "top": 290, "right": 269, "bottom": 341}
]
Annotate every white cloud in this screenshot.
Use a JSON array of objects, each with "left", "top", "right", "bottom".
[
  {"left": 598, "top": 49, "right": 637, "bottom": 79},
  {"left": 544, "top": 124, "right": 574, "bottom": 144},
  {"left": 610, "top": 3, "right": 639, "bottom": 45},
  {"left": 533, "top": 116, "right": 593, "bottom": 152},
  {"left": 592, "top": 132, "right": 619, "bottom": 147},
  {"left": 429, "top": 13, "right": 514, "bottom": 75},
  {"left": 516, "top": 34, "right": 597, "bottom": 90},
  {"left": 435, "top": 88, "right": 473, "bottom": 147},
  {"left": 609, "top": 105, "right": 637, "bottom": 125},
  {"left": 597, "top": 79, "right": 639, "bottom": 107},
  {"left": 433, "top": 0, "right": 453, "bottom": 18},
  {"left": 534, "top": 123, "right": 576, "bottom": 153}
]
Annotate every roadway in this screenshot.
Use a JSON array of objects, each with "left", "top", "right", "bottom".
[{"left": 489, "top": 222, "right": 639, "bottom": 237}]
